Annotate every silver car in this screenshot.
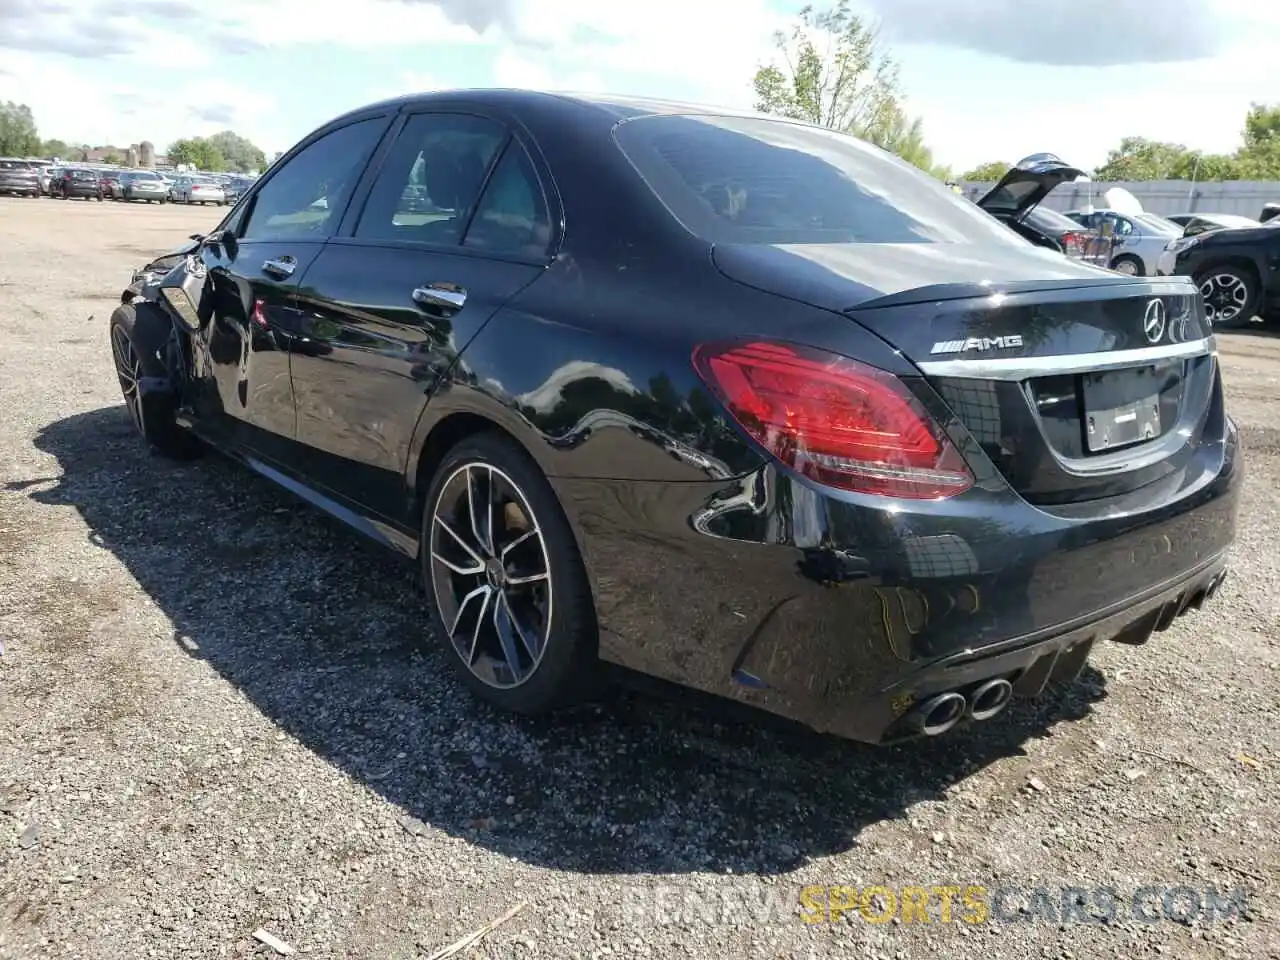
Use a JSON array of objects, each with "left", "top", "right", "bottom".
[
  {"left": 120, "top": 170, "right": 169, "bottom": 203},
  {"left": 1063, "top": 208, "right": 1182, "bottom": 276},
  {"left": 170, "top": 175, "right": 227, "bottom": 205}
]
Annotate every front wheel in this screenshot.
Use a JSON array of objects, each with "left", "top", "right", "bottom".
[
  {"left": 108, "top": 302, "right": 203, "bottom": 460},
  {"left": 421, "top": 432, "right": 599, "bottom": 716},
  {"left": 1197, "top": 266, "right": 1258, "bottom": 329}
]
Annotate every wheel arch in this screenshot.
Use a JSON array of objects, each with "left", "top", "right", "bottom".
[{"left": 406, "top": 393, "right": 557, "bottom": 532}]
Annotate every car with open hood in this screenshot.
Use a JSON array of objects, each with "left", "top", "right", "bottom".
[
  {"left": 974, "top": 155, "right": 1111, "bottom": 267},
  {"left": 107, "top": 93, "right": 1239, "bottom": 745}
]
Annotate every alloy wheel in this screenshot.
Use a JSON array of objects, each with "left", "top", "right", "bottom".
[
  {"left": 1199, "top": 273, "right": 1249, "bottom": 326},
  {"left": 110, "top": 326, "right": 145, "bottom": 434},
  {"left": 428, "top": 462, "right": 552, "bottom": 689},
  {"left": 1112, "top": 259, "right": 1138, "bottom": 275}
]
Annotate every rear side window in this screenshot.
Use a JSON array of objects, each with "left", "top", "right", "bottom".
[
  {"left": 462, "top": 141, "right": 551, "bottom": 257},
  {"left": 615, "top": 114, "right": 1022, "bottom": 246},
  {"left": 355, "top": 112, "right": 506, "bottom": 246}
]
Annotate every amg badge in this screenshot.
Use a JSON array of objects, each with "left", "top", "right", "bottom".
[{"left": 929, "top": 335, "right": 1025, "bottom": 355}]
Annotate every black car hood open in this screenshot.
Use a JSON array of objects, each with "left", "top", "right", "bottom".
[
  {"left": 712, "top": 238, "right": 1127, "bottom": 313},
  {"left": 976, "top": 153, "right": 1085, "bottom": 221}
]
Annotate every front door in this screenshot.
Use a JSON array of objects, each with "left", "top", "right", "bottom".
[
  {"left": 192, "top": 115, "right": 393, "bottom": 464},
  {"left": 287, "top": 111, "right": 556, "bottom": 528}
]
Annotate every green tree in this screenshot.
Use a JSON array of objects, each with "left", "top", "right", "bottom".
[
  {"left": 863, "top": 103, "right": 950, "bottom": 178},
  {"left": 752, "top": 0, "right": 949, "bottom": 175},
  {"left": 1094, "top": 137, "right": 1241, "bottom": 181},
  {"left": 0, "top": 101, "right": 41, "bottom": 156},
  {"left": 41, "top": 138, "right": 68, "bottom": 158},
  {"left": 205, "top": 130, "right": 267, "bottom": 173},
  {"left": 1235, "top": 103, "right": 1280, "bottom": 179},
  {"left": 102, "top": 151, "right": 121, "bottom": 165},
  {"left": 961, "top": 161, "right": 1011, "bottom": 181},
  {"left": 167, "top": 137, "right": 227, "bottom": 172}
]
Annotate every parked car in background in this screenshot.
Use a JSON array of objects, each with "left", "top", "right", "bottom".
[
  {"left": 220, "top": 175, "right": 255, "bottom": 204},
  {"left": 1258, "top": 203, "right": 1279, "bottom": 223},
  {"left": 974, "top": 154, "right": 1112, "bottom": 267},
  {"left": 120, "top": 170, "right": 169, "bottom": 203},
  {"left": 49, "top": 167, "right": 104, "bottom": 200},
  {"left": 101, "top": 172, "right": 125, "bottom": 199},
  {"left": 108, "top": 91, "right": 1238, "bottom": 745},
  {"left": 0, "top": 158, "right": 42, "bottom": 197},
  {"left": 1062, "top": 208, "right": 1181, "bottom": 276},
  {"left": 37, "top": 165, "right": 56, "bottom": 195},
  {"left": 169, "top": 175, "right": 227, "bottom": 205},
  {"left": 1166, "top": 213, "right": 1261, "bottom": 236},
  {"left": 1159, "top": 218, "right": 1280, "bottom": 326}
]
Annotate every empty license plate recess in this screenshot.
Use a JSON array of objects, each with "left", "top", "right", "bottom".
[{"left": 1083, "top": 365, "right": 1163, "bottom": 452}]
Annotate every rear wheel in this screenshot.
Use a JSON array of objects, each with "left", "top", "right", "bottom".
[
  {"left": 108, "top": 302, "right": 202, "bottom": 460},
  {"left": 1197, "top": 265, "right": 1258, "bottom": 329},
  {"left": 1110, "top": 254, "right": 1144, "bottom": 276},
  {"left": 421, "top": 432, "right": 598, "bottom": 715}
]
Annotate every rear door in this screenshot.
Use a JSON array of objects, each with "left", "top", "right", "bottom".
[
  {"left": 285, "top": 108, "right": 556, "bottom": 527},
  {"left": 194, "top": 114, "right": 393, "bottom": 464}
]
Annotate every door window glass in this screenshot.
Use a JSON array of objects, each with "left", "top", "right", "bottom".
[
  {"left": 241, "top": 117, "right": 386, "bottom": 241},
  {"left": 355, "top": 113, "right": 506, "bottom": 245},
  {"left": 462, "top": 141, "right": 551, "bottom": 257}
]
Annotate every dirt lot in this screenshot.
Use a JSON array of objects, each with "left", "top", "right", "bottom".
[{"left": 0, "top": 197, "right": 1276, "bottom": 959}]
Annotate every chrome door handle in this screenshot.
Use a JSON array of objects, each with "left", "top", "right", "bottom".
[
  {"left": 412, "top": 283, "right": 467, "bottom": 312},
  {"left": 262, "top": 257, "right": 296, "bottom": 278}
]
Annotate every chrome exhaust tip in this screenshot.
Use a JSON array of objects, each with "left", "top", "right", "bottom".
[
  {"left": 966, "top": 678, "right": 1014, "bottom": 721},
  {"left": 907, "top": 692, "right": 967, "bottom": 737}
]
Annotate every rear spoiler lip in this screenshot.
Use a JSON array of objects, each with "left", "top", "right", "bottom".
[{"left": 844, "top": 275, "right": 1199, "bottom": 312}]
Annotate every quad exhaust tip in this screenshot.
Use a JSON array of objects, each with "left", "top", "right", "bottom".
[
  {"left": 966, "top": 678, "right": 1014, "bottom": 721},
  {"left": 908, "top": 692, "right": 967, "bottom": 737}
]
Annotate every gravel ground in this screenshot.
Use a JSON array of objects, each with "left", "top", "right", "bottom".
[{"left": 0, "top": 196, "right": 1276, "bottom": 959}]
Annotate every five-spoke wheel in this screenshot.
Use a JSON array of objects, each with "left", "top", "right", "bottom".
[
  {"left": 429, "top": 462, "right": 552, "bottom": 689},
  {"left": 421, "top": 432, "right": 597, "bottom": 714},
  {"left": 1198, "top": 267, "right": 1256, "bottom": 328}
]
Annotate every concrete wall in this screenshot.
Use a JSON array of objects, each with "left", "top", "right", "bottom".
[{"left": 958, "top": 179, "right": 1280, "bottom": 219}]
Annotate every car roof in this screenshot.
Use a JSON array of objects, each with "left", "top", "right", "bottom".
[{"left": 338, "top": 87, "right": 769, "bottom": 126}]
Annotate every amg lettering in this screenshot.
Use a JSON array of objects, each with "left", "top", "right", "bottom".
[{"left": 928, "top": 334, "right": 1024, "bottom": 355}]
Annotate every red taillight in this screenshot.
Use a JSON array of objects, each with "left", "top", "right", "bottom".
[
  {"left": 1062, "top": 232, "right": 1085, "bottom": 257},
  {"left": 691, "top": 340, "right": 973, "bottom": 499}
]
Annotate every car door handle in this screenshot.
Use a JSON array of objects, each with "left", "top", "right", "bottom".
[
  {"left": 412, "top": 283, "right": 467, "bottom": 313},
  {"left": 262, "top": 256, "right": 296, "bottom": 278}
]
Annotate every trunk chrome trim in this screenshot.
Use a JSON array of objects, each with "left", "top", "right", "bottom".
[{"left": 917, "top": 336, "right": 1215, "bottom": 381}]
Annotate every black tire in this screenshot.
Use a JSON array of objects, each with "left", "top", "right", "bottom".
[
  {"left": 420, "top": 431, "right": 598, "bottom": 716},
  {"left": 1196, "top": 264, "right": 1258, "bottom": 329},
  {"left": 1110, "top": 254, "right": 1144, "bottom": 276},
  {"left": 108, "top": 301, "right": 202, "bottom": 460}
]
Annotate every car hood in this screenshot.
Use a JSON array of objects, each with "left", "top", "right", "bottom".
[
  {"left": 976, "top": 153, "right": 1085, "bottom": 221},
  {"left": 712, "top": 239, "right": 1127, "bottom": 312}
]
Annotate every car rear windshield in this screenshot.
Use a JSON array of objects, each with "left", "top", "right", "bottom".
[
  {"left": 614, "top": 114, "right": 1022, "bottom": 246},
  {"left": 132, "top": 171, "right": 161, "bottom": 180},
  {"left": 0, "top": 160, "right": 34, "bottom": 170},
  {"left": 70, "top": 169, "right": 98, "bottom": 179}
]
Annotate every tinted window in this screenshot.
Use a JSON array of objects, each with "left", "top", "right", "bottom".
[
  {"left": 355, "top": 113, "right": 505, "bottom": 245},
  {"left": 462, "top": 141, "right": 551, "bottom": 257},
  {"left": 1024, "top": 205, "right": 1083, "bottom": 235},
  {"left": 615, "top": 114, "right": 1021, "bottom": 245},
  {"left": 242, "top": 117, "right": 385, "bottom": 241},
  {"left": 132, "top": 171, "right": 161, "bottom": 181}
]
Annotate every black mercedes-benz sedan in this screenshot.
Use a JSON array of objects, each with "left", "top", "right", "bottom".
[{"left": 109, "top": 90, "right": 1241, "bottom": 744}]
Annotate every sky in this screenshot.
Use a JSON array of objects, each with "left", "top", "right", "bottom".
[{"left": 1, "top": 0, "right": 1278, "bottom": 173}]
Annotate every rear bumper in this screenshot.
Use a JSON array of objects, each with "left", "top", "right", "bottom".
[
  {"left": 554, "top": 414, "right": 1242, "bottom": 744},
  {"left": 0, "top": 181, "right": 39, "bottom": 194}
]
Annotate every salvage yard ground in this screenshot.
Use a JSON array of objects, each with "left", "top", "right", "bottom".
[{"left": 0, "top": 198, "right": 1277, "bottom": 959}]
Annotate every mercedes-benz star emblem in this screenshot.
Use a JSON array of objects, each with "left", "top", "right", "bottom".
[{"left": 1143, "top": 298, "right": 1166, "bottom": 344}]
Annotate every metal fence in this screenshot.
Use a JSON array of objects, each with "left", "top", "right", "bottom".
[{"left": 958, "top": 179, "right": 1279, "bottom": 219}]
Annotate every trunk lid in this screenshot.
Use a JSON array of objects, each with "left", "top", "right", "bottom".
[
  {"left": 712, "top": 241, "right": 1219, "bottom": 508},
  {"left": 976, "top": 153, "right": 1085, "bottom": 221}
]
